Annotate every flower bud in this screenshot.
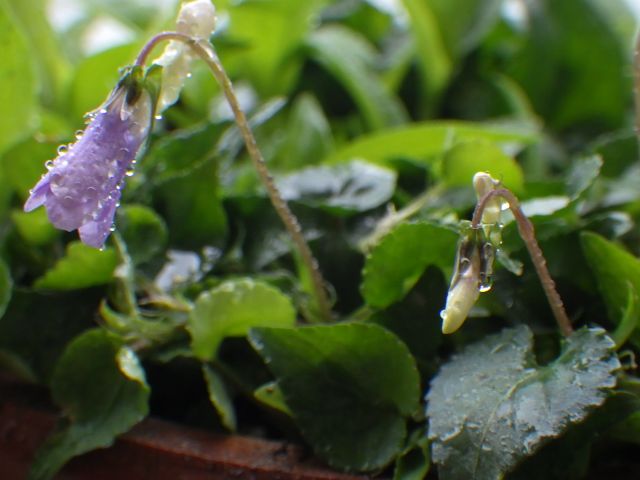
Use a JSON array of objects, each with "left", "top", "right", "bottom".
[
  {"left": 154, "top": 0, "right": 217, "bottom": 112},
  {"left": 440, "top": 238, "right": 481, "bottom": 334}
]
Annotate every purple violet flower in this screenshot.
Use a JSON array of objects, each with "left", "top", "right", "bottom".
[{"left": 24, "top": 72, "right": 153, "bottom": 248}]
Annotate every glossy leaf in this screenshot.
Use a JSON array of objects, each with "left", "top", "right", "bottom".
[
  {"left": 277, "top": 160, "right": 396, "bottom": 214},
  {"left": 203, "top": 364, "right": 236, "bottom": 431},
  {"left": 29, "top": 329, "right": 149, "bottom": 480},
  {"left": 427, "top": 325, "right": 620, "bottom": 480},
  {"left": 249, "top": 323, "right": 420, "bottom": 471},
  {"left": 362, "top": 222, "right": 458, "bottom": 308},
  {"left": 581, "top": 232, "right": 640, "bottom": 346},
  {"left": 189, "top": 278, "right": 296, "bottom": 360},
  {"left": 34, "top": 242, "right": 118, "bottom": 290}
]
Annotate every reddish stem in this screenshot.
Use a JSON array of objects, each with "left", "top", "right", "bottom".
[{"left": 472, "top": 188, "right": 573, "bottom": 337}]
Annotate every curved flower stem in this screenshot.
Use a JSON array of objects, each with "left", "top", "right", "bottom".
[
  {"left": 472, "top": 188, "right": 573, "bottom": 337},
  {"left": 136, "top": 32, "right": 333, "bottom": 322}
]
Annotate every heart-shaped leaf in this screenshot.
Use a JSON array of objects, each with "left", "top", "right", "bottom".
[{"left": 427, "top": 325, "right": 620, "bottom": 480}]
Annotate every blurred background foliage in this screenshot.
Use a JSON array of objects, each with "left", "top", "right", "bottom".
[{"left": 2, "top": 0, "right": 640, "bottom": 478}]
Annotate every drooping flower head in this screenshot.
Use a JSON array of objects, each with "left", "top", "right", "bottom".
[{"left": 24, "top": 67, "right": 154, "bottom": 248}]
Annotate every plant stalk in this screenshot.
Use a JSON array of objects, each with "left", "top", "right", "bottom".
[
  {"left": 472, "top": 188, "right": 573, "bottom": 337},
  {"left": 136, "top": 32, "right": 333, "bottom": 322}
]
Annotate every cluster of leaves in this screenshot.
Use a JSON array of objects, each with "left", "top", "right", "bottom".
[{"left": 1, "top": 0, "right": 640, "bottom": 478}]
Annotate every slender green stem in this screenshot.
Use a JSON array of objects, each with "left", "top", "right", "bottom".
[
  {"left": 472, "top": 188, "right": 573, "bottom": 337},
  {"left": 135, "top": 32, "right": 333, "bottom": 322}
]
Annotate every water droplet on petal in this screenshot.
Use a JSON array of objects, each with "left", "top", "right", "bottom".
[
  {"left": 125, "top": 169, "right": 135, "bottom": 177},
  {"left": 75, "top": 130, "right": 84, "bottom": 139},
  {"left": 45, "top": 160, "right": 54, "bottom": 170},
  {"left": 57, "top": 145, "right": 68, "bottom": 154},
  {"left": 439, "top": 309, "right": 447, "bottom": 320},
  {"left": 154, "top": 114, "right": 163, "bottom": 121}
]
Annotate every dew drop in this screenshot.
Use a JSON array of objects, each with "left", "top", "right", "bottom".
[
  {"left": 125, "top": 169, "right": 135, "bottom": 177},
  {"left": 439, "top": 309, "right": 447, "bottom": 320},
  {"left": 75, "top": 130, "right": 84, "bottom": 139},
  {"left": 186, "top": 72, "right": 192, "bottom": 79},
  {"left": 154, "top": 114, "right": 163, "bottom": 121},
  {"left": 109, "top": 225, "right": 116, "bottom": 232},
  {"left": 45, "top": 160, "right": 54, "bottom": 170},
  {"left": 57, "top": 145, "right": 68, "bottom": 154},
  {"left": 478, "top": 277, "right": 493, "bottom": 293}
]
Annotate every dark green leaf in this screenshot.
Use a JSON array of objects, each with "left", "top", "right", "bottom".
[
  {"left": 253, "top": 381, "right": 292, "bottom": 416},
  {"left": 188, "top": 278, "right": 296, "bottom": 360},
  {"left": 306, "top": 25, "right": 408, "bottom": 129},
  {"left": 203, "top": 364, "right": 236, "bottom": 431},
  {"left": 116, "top": 204, "right": 168, "bottom": 265},
  {"left": 34, "top": 242, "right": 117, "bottom": 290},
  {"left": 362, "top": 222, "right": 458, "bottom": 308},
  {"left": 249, "top": 323, "right": 420, "bottom": 471},
  {"left": 581, "top": 232, "right": 640, "bottom": 346},
  {"left": 427, "top": 325, "right": 620, "bottom": 480},
  {"left": 0, "top": 258, "right": 12, "bottom": 319},
  {"left": 277, "top": 160, "right": 396, "bottom": 215},
  {"left": 29, "top": 329, "right": 149, "bottom": 480}
]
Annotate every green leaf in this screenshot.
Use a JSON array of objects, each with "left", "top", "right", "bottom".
[
  {"left": 116, "top": 204, "right": 168, "bottom": 264},
  {"left": 0, "top": 1, "right": 37, "bottom": 154},
  {"left": 0, "top": 290, "right": 102, "bottom": 381},
  {"left": 253, "top": 381, "right": 292, "bottom": 416},
  {"left": 565, "top": 155, "right": 602, "bottom": 200},
  {"left": 394, "top": 429, "right": 431, "bottom": 480},
  {"left": 274, "top": 93, "right": 334, "bottom": 169},
  {"left": 277, "top": 160, "right": 396, "bottom": 215},
  {"left": 34, "top": 242, "right": 118, "bottom": 290},
  {"left": 203, "top": 364, "right": 236, "bottom": 431},
  {"left": 216, "top": 0, "right": 327, "bottom": 96},
  {"left": 581, "top": 232, "right": 640, "bottom": 347},
  {"left": 362, "top": 222, "right": 458, "bottom": 309},
  {"left": 400, "top": 0, "right": 451, "bottom": 102},
  {"left": 70, "top": 44, "right": 137, "bottom": 120},
  {"left": 29, "top": 329, "right": 149, "bottom": 480},
  {"left": 612, "top": 284, "right": 639, "bottom": 349},
  {"left": 0, "top": 258, "right": 12, "bottom": 319},
  {"left": 324, "top": 121, "right": 539, "bottom": 165},
  {"left": 188, "top": 278, "right": 296, "bottom": 360},
  {"left": 427, "top": 325, "right": 620, "bottom": 480},
  {"left": 306, "top": 25, "right": 408, "bottom": 129},
  {"left": 249, "top": 323, "right": 421, "bottom": 471},
  {"left": 507, "top": 0, "right": 630, "bottom": 132},
  {"left": 441, "top": 140, "right": 524, "bottom": 192},
  {"left": 11, "top": 209, "right": 59, "bottom": 246}
]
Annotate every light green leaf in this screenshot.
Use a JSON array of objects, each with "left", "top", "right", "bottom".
[
  {"left": 324, "top": 121, "right": 539, "bottom": 165},
  {"left": 29, "top": 329, "right": 149, "bottom": 480},
  {"left": 34, "top": 242, "right": 118, "bottom": 290},
  {"left": 188, "top": 278, "right": 296, "bottom": 360},
  {"left": 0, "top": 1, "right": 37, "bottom": 154},
  {"left": 203, "top": 364, "right": 237, "bottom": 431},
  {"left": 441, "top": 140, "right": 524, "bottom": 192},
  {"left": 254, "top": 381, "right": 292, "bottom": 416},
  {"left": 427, "top": 325, "right": 620, "bottom": 480},
  {"left": 249, "top": 323, "right": 421, "bottom": 471},
  {"left": 565, "top": 155, "right": 603, "bottom": 200},
  {"left": 12, "top": 209, "right": 59, "bottom": 246},
  {"left": 306, "top": 25, "right": 408, "bottom": 129},
  {"left": 362, "top": 222, "right": 458, "bottom": 308}
]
